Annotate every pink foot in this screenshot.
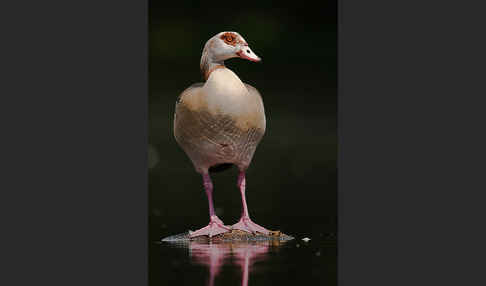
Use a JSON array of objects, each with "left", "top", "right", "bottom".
[
  {"left": 189, "top": 215, "right": 231, "bottom": 238},
  {"left": 232, "top": 216, "right": 270, "bottom": 235}
]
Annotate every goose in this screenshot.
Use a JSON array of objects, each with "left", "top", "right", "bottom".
[{"left": 173, "top": 31, "right": 269, "bottom": 238}]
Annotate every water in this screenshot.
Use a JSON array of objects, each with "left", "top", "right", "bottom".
[{"left": 150, "top": 234, "right": 336, "bottom": 285}]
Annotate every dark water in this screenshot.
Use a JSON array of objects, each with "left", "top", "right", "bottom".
[{"left": 150, "top": 233, "right": 336, "bottom": 286}]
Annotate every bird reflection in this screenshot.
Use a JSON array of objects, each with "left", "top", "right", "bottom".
[{"left": 186, "top": 240, "right": 283, "bottom": 286}]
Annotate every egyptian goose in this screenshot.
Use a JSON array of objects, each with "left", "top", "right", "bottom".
[{"left": 173, "top": 31, "right": 269, "bottom": 238}]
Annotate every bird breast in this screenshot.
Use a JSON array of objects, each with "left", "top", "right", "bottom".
[
  {"left": 186, "top": 68, "right": 265, "bottom": 132},
  {"left": 174, "top": 68, "right": 265, "bottom": 171}
]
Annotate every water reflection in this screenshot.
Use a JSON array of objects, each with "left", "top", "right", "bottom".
[{"left": 167, "top": 240, "right": 287, "bottom": 286}]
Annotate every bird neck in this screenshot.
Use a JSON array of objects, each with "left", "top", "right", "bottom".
[
  {"left": 201, "top": 52, "right": 225, "bottom": 81},
  {"left": 203, "top": 63, "right": 225, "bottom": 81}
]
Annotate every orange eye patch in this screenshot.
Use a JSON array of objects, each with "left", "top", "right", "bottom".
[{"left": 220, "top": 32, "right": 237, "bottom": 46}]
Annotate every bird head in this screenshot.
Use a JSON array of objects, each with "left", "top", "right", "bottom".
[{"left": 203, "top": 31, "right": 261, "bottom": 63}]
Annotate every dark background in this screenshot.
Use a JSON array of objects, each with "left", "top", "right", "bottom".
[{"left": 149, "top": 3, "right": 337, "bottom": 240}]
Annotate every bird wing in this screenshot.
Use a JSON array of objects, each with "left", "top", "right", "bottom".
[
  {"left": 174, "top": 82, "right": 204, "bottom": 120},
  {"left": 244, "top": 83, "right": 262, "bottom": 101},
  {"left": 243, "top": 83, "right": 266, "bottom": 133},
  {"left": 176, "top": 82, "right": 204, "bottom": 105}
]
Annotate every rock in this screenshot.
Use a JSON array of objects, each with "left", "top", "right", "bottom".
[{"left": 162, "top": 229, "right": 294, "bottom": 242}]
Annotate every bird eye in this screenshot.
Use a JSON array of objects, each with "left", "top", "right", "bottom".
[{"left": 220, "top": 33, "right": 237, "bottom": 45}]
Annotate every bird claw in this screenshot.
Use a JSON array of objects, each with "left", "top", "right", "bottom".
[
  {"left": 232, "top": 217, "right": 270, "bottom": 235},
  {"left": 189, "top": 215, "right": 231, "bottom": 238}
]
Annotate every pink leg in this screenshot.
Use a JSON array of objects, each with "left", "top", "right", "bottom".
[
  {"left": 232, "top": 172, "right": 270, "bottom": 235},
  {"left": 189, "top": 173, "right": 231, "bottom": 238}
]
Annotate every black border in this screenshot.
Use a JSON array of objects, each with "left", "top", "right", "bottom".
[
  {"left": 2, "top": 0, "right": 148, "bottom": 284},
  {"left": 339, "top": 0, "right": 486, "bottom": 285}
]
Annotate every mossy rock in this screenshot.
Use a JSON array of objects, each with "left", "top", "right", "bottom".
[{"left": 162, "top": 229, "right": 294, "bottom": 242}]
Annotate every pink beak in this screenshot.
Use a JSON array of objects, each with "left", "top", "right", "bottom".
[{"left": 237, "top": 46, "right": 261, "bottom": 62}]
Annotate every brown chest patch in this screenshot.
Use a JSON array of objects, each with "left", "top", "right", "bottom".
[{"left": 204, "top": 64, "right": 225, "bottom": 81}]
